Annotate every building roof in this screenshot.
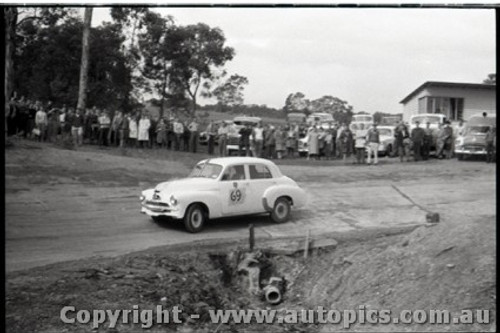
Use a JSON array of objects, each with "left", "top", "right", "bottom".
[{"left": 400, "top": 81, "right": 496, "bottom": 104}]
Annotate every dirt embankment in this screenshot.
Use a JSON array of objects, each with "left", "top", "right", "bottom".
[{"left": 6, "top": 215, "right": 495, "bottom": 332}]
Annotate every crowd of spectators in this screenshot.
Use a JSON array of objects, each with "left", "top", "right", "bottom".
[{"left": 6, "top": 96, "right": 495, "bottom": 164}]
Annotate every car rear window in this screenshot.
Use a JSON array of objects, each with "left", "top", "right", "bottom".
[{"left": 249, "top": 164, "right": 273, "bottom": 179}]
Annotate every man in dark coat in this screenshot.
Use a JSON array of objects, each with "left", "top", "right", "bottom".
[
  {"left": 411, "top": 121, "right": 425, "bottom": 161},
  {"left": 394, "top": 121, "right": 410, "bottom": 162}
]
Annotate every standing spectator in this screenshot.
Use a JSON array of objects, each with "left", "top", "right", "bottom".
[
  {"left": 394, "top": 121, "right": 410, "bottom": 162},
  {"left": 98, "top": 110, "right": 111, "bottom": 147},
  {"left": 253, "top": 122, "right": 265, "bottom": 157},
  {"left": 206, "top": 121, "right": 216, "bottom": 155},
  {"left": 336, "top": 124, "right": 346, "bottom": 159},
  {"left": 16, "top": 97, "right": 30, "bottom": 138},
  {"left": 110, "top": 111, "right": 123, "bottom": 146},
  {"left": 285, "top": 126, "right": 297, "bottom": 158},
  {"left": 71, "top": 108, "right": 84, "bottom": 146},
  {"left": 485, "top": 126, "right": 496, "bottom": 163},
  {"left": 35, "top": 103, "right": 48, "bottom": 142},
  {"left": 89, "top": 108, "right": 100, "bottom": 144},
  {"left": 436, "top": 122, "right": 453, "bottom": 159},
  {"left": 354, "top": 123, "right": 367, "bottom": 164},
  {"left": 27, "top": 100, "right": 37, "bottom": 139},
  {"left": 119, "top": 112, "right": 129, "bottom": 148},
  {"left": 275, "top": 126, "right": 286, "bottom": 159},
  {"left": 148, "top": 117, "right": 157, "bottom": 148},
  {"left": 156, "top": 118, "right": 167, "bottom": 148},
  {"left": 307, "top": 126, "right": 319, "bottom": 160},
  {"left": 83, "top": 108, "right": 93, "bottom": 143},
  {"left": 340, "top": 126, "right": 354, "bottom": 161},
  {"left": 173, "top": 118, "right": 184, "bottom": 151},
  {"left": 63, "top": 108, "right": 74, "bottom": 144},
  {"left": 166, "top": 118, "right": 175, "bottom": 149},
  {"left": 365, "top": 122, "right": 380, "bottom": 165},
  {"left": 324, "top": 128, "right": 334, "bottom": 160},
  {"left": 138, "top": 113, "right": 151, "bottom": 148},
  {"left": 46, "top": 108, "right": 60, "bottom": 143},
  {"left": 422, "top": 121, "right": 433, "bottom": 160},
  {"left": 265, "top": 126, "right": 276, "bottom": 159},
  {"left": 330, "top": 124, "right": 338, "bottom": 158},
  {"left": 182, "top": 120, "right": 190, "bottom": 151},
  {"left": 411, "top": 121, "right": 425, "bottom": 161},
  {"left": 188, "top": 118, "right": 199, "bottom": 153},
  {"left": 239, "top": 123, "right": 252, "bottom": 156},
  {"left": 318, "top": 127, "right": 326, "bottom": 158},
  {"left": 217, "top": 121, "right": 229, "bottom": 157},
  {"left": 128, "top": 113, "right": 138, "bottom": 148}
]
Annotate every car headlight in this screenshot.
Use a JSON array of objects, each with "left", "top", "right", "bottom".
[
  {"left": 170, "top": 195, "right": 178, "bottom": 206},
  {"left": 140, "top": 195, "right": 145, "bottom": 201}
]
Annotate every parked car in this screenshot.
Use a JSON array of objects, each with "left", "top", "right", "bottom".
[
  {"left": 226, "top": 116, "right": 262, "bottom": 155},
  {"left": 350, "top": 114, "right": 373, "bottom": 132},
  {"left": 140, "top": 157, "right": 307, "bottom": 233},
  {"left": 198, "top": 120, "right": 234, "bottom": 145},
  {"left": 455, "top": 114, "right": 496, "bottom": 160},
  {"left": 376, "top": 126, "right": 396, "bottom": 157}
]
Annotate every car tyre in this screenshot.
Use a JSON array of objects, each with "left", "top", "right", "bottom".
[
  {"left": 184, "top": 203, "right": 206, "bottom": 233},
  {"left": 271, "top": 197, "right": 291, "bottom": 223},
  {"left": 456, "top": 153, "right": 464, "bottom": 161}
]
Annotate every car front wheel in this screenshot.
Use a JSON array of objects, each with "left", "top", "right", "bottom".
[
  {"left": 271, "top": 197, "right": 291, "bottom": 223},
  {"left": 184, "top": 204, "right": 206, "bottom": 233}
]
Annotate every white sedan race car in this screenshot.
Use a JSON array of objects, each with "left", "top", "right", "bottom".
[{"left": 140, "top": 157, "right": 307, "bottom": 233}]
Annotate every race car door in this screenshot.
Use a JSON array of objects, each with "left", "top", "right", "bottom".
[
  {"left": 219, "top": 164, "right": 252, "bottom": 216},
  {"left": 246, "top": 163, "right": 277, "bottom": 213}
]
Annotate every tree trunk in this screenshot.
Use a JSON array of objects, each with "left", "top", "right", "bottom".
[
  {"left": 77, "top": 8, "right": 93, "bottom": 111},
  {"left": 4, "top": 7, "right": 18, "bottom": 135}
]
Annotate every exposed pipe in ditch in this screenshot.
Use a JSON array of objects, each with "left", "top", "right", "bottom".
[{"left": 264, "top": 277, "right": 285, "bottom": 305}]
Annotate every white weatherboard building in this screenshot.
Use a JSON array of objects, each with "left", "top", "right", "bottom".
[{"left": 400, "top": 81, "right": 496, "bottom": 122}]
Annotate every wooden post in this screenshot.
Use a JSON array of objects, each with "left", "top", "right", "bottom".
[
  {"left": 249, "top": 224, "right": 255, "bottom": 252},
  {"left": 304, "top": 229, "right": 311, "bottom": 259}
]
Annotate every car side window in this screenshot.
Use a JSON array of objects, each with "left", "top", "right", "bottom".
[
  {"left": 221, "top": 165, "right": 246, "bottom": 181},
  {"left": 249, "top": 164, "right": 273, "bottom": 180}
]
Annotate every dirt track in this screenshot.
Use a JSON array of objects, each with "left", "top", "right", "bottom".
[{"left": 5, "top": 141, "right": 496, "bottom": 272}]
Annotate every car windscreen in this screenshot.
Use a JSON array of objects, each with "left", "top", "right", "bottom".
[
  {"left": 378, "top": 129, "right": 392, "bottom": 136},
  {"left": 411, "top": 116, "right": 441, "bottom": 124},
  {"left": 189, "top": 163, "right": 222, "bottom": 179},
  {"left": 352, "top": 116, "right": 372, "bottom": 122},
  {"left": 465, "top": 126, "right": 490, "bottom": 135}
]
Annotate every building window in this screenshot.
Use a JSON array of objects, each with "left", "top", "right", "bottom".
[{"left": 419, "top": 96, "right": 464, "bottom": 121}]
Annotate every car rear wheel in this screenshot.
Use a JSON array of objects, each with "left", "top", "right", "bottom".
[
  {"left": 184, "top": 204, "right": 206, "bottom": 233},
  {"left": 271, "top": 197, "right": 291, "bottom": 223}
]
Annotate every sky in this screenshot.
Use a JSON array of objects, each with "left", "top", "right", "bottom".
[{"left": 89, "top": 7, "right": 495, "bottom": 114}]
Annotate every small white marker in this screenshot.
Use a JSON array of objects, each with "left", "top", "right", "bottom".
[{"left": 190, "top": 314, "right": 200, "bottom": 319}]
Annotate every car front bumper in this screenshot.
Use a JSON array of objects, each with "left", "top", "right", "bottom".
[
  {"left": 455, "top": 148, "right": 487, "bottom": 155},
  {"left": 140, "top": 201, "right": 183, "bottom": 219}
]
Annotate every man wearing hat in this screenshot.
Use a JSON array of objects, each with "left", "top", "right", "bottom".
[
  {"left": 422, "top": 121, "right": 433, "bottom": 160},
  {"left": 411, "top": 120, "right": 426, "bottom": 161},
  {"left": 365, "top": 122, "right": 380, "bottom": 165}
]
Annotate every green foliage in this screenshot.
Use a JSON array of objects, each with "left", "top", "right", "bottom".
[
  {"left": 483, "top": 73, "right": 496, "bottom": 85},
  {"left": 211, "top": 74, "right": 249, "bottom": 111},
  {"left": 283, "top": 92, "right": 354, "bottom": 124},
  {"left": 13, "top": 10, "right": 135, "bottom": 111}
]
